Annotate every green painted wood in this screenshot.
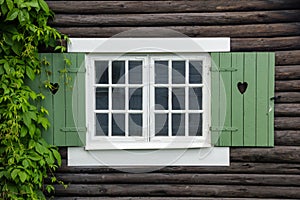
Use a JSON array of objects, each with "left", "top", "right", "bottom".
[
  {"left": 213, "top": 52, "right": 274, "bottom": 147},
  {"left": 243, "top": 53, "right": 256, "bottom": 146},
  {"left": 268, "top": 53, "right": 275, "bottom": 146},
  {"left": 65, "top": 53, "right": 86, "bottom": 146},
  {"left": 231, "top": 53, "right": 244, "bottom": 146},
  {"left": 53, "top": 53, "right": 66, "bottom": 145},
  {"left": 256, "top": 53, "right": 269, "bottom": 146},
  {"left": 210, "top": 53, "right": 220, "bottom": 145},
  {"left": 40, "top": 53, "right": 54, "bottom": 144},
  {"left": 76, "top": 53, "right": 86, "bottom": 146},
  {"left": 219, "top": 53, "right": 232, "bottom": 146}
]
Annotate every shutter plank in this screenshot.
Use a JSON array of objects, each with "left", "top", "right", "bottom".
[
  {"left": 243, "top": 53, "right": 256, "bottom": 146},
  {"left": 231, "top": 53, "right": 244, "bottom": 146},
  {"left": 40, "top": 53, "right": 54, "bottom": 144},
  {"left": 210, "top": 53, "right": 220, "bottom": 145},
  {"left": 219, "top": 53, "right": 232, "bottom": 146},
  {"left": 76, "top": 53, "right": 86, "bottom": 146},
  {"left": 268, "top": 53, "right": 275, "bottom": 146},
  {"left": 256, "top": 53, "right": 269, "bottom": 146},
  {"left": 53, "top": 53, "right": 66, "bottom": 145},
  {"left": 65, "top": 53, "right": 78, "bottom": 145}
]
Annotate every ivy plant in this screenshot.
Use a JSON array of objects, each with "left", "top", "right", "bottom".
[{"left": 0, "top": 0, "right": 67, "bottom": 199}]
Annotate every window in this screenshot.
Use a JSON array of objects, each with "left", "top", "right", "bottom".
[{"left": 86, "top": 54, "right": 211, "bottom": 150}]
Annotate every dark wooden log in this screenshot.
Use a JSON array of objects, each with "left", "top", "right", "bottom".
[
  {"left": 231, "top": 36, "right": 300, "bottom": 51},
  {"left": 231, "top": 146, "right": 300, "bottom": 163},
  {"left": 51, "top": 10, "right": 300, "bottom": 27},
  {"left": 57, "top": 23, "right": 300, "bottom": 38},
  {"left": 275, "top": 104, "right": 300, "bottom": 117},
  {"left": 53, "top": 198, "right": 293, "bottom": 200},
  {"left": 53, "top": 173, "right": 300, "bottom": 186},
  {"left": 52, "top": 184, "right": 300, "bottom": 198},
  {"left": 275, "top": 65, "right": 300, "bottom": 80},
  {"left": 275, "top": 117, "right": 300, "bottom": 130},
  {"left": 274, "top": 92, "right": 300, "bottom": 103},
  {"left": 275, "top": 80, "right": 300, "bottom": 92},
  {"left": 275, "top": 131, "right": 300, "bottom": 146},
  {"left": 46, "top": 0, "right": 300, "bottom": 14},
  {"left": 275, "top": 50, "right": 300, "bottom": 66}
]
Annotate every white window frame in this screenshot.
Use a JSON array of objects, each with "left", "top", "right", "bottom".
[
  {"left": 86, "top": 53, "right": 211, "bottom": 150},
  {"left": 67, "top": 38, "right": 230, "bottom": 166}
]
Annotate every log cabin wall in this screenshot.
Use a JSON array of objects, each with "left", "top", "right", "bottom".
[{"left": 46, "top": 0, "right": 300, "bottom": 199}]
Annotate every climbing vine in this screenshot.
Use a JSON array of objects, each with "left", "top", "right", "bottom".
[{"left": 0, "top": 0, "right": 66, "bottom": 199}]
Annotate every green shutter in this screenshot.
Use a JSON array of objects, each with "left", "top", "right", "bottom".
[
  {"left": 211, "top": 52, "right": 275, "bottom": 147},
  {"left": 37, "top": 53, "right": 86, "bottom": 146}
]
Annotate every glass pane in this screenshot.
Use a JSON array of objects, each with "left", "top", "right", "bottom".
[
  {"left": 189, "top": 61, "right": 202, "bottom": 84},
  {"left": 129, "top": 114, "right": 143, "bottom": 136},
  {"left": 112, "top": 61, "right": 125, "bottom": 84},
  {"left": 112, "top": 114, "right": 125, "bottom": 136},
  {"left": 129, "top": 88, "right": 142, "bottom": 110},
  {"left": 95, "top": 88, "right": 108, "bottom": 110},
  {"left": 95, "top": 61, "right": 108, "bottom": 84},
  {"left": 155, "top": 87, "right": 168, "bottom": 110},
  {"left": 172, "top": 61, "right": 185, "bottom": 84},
  {"left": 95, "top": 114, "right": 108, "bottom": 136},
  {"left": 155, "top": 61, "right": 168, "bottom": 84},
  {"left": 155, "top": 114, "right": 168, "bottom": 136},
  {"left": 172, "top": 114, "right": 185, "bottom": 136},
  {"left": 189, "top": 87, "right": 202, "bottom": 110},
  {"left": 189, "top": 114, "right": 202, "bottom": 136},
  {"left": 129, "top": 61, "right": 142, "bottom": 84},
  {"left": 112, "top": 88, "right": 125, "bottom": 110},
  {"left": 172, "top": 88, "right": 185, "bottom": 110}
]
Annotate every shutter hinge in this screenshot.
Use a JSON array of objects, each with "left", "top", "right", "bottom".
[
  {"left": 60, "top": 127, "right": 87, "bottom": 132},
  {"left": 67, "top": 68, "right": 86, "bottom": 73},
  {"left": 210, "top": 67, "right": 237, "bottom": 72},
  {"left": 210, "top": 127, "right": 238, "bottom": 132}
]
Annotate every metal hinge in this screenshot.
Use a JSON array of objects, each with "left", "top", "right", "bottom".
[
  {"left": 210, "top": 127, "right": 238, "bottom": 132},
  {"left": 60, "top": 127, "right": 87, "bottom": 132},
  {"left": 67, "top": 68, "right": 86, "bottom": 73},
  {"left": 210, "top": 67, "right": 237, "bottom": 72}
]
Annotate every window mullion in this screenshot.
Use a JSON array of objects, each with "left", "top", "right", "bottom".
[
  {"left": 108, "top": 60, "right": 112, "bottom": 137},
  {"left": 168, "top": 60, "right": 172, "bottom": 137},
  {"left": 185, "top": 60, "right": 189, "bottom": 136},
  {"left": 125, "top": 60, "right": 129, "bottom": 137},
  {"left": 147, "top": 56, "right": 153, "bottom": 142}
]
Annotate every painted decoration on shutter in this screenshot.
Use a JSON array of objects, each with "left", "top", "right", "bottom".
[
  {"left": 37, "top": 53, "right": 86, "bottom": 146},
  {"left": 211, "top": 52, "right": 275, "bottom": 147}
]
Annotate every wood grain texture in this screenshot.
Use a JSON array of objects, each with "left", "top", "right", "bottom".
[
  {"left": 275, "top": 65, "right": 300, "bottom": 80},
  {"left": 56, "top": 23, "right": 300, "bottom": 38},
  {"left": 274, "top": 92, "right": 300, "bottom": 103},
  {"left": 51, "top": 184, "right": 300, "bottom": 198},
  {"left": 51, "top": 10, "right": 300, "bottom": 26},
  {"left": 52, "top": 173, "right": 300, "bottom": 186},
  {"left": 275, "top": 117, "right": 300, "bottom": 130},
  {"left": 275, "top": 131, "right": 300, "bottom": 146},
  {"left": 231, "top": 146, "right": 300, "bottom": 163},
  {"left": 275, "top": 80, "right": 300, "bottom": 92},
  {"left": 275, "top": 104, "right": 300, "bottom": 117},
  {"left": 275, "top": 50, "right": 300, "bottom": 65},
  {"left": 46, "top": 0, "right": 300, "bottom": 14},
  {"left": 52, "top": 198, "right": 295, "bottom": 200}
]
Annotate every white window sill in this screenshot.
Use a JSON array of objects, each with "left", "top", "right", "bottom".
[{"left": 68, "top": 147, "right": 229, "bottom": 166}]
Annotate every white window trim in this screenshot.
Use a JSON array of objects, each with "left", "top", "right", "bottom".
[
  {"left": 68, "top": 38, "right": 230, "bottom": 53},
  {"left": 68, "top": 37, "right": 230, "bottom": 166}
]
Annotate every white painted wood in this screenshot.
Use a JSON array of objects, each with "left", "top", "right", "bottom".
[
  {"left": 68, "top": 38, "right": 230, "bottom": 53},
  {"left": 68, "top": 147, "right": 229, "bottom": 166}
]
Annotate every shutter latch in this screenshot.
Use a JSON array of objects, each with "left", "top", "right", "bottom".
[
  {"left": 210, "top": 127, "right": 238, "bottom": 132},
  {"left": 210, "top": 68, "right": 237, "bottom": 72}
]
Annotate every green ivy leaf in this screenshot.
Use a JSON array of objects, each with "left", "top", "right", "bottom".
[
  {"left": 26, "top": 66, "right": 35, "bottom": 80},
  {"left": 52, "top": 149, "right": 61, "bottom": 166},
  {"left": 38, "top": 0, "right": 49, "bottom": 13},
  {"left": 6, "top": 8, "right": 19, "bottom": 21},
  {"left": 18, "top": 171, "right": 27, "bottom": 183},
  {"left": 11, "top": 169, "right": 20, "bottom": 180},
  {"left": 0, "top": 0, "right": 4, "bottom": 5},
  {"left": 6, "top": 0, "right": 14, "bottom": 11}
]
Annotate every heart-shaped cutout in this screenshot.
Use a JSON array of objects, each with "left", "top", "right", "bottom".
[
  {"left": 49, "top": 82, "right": 59, "bottom": 95},
  {"left": 237, "top": 82, "right": 248, "bottom": 94}
]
